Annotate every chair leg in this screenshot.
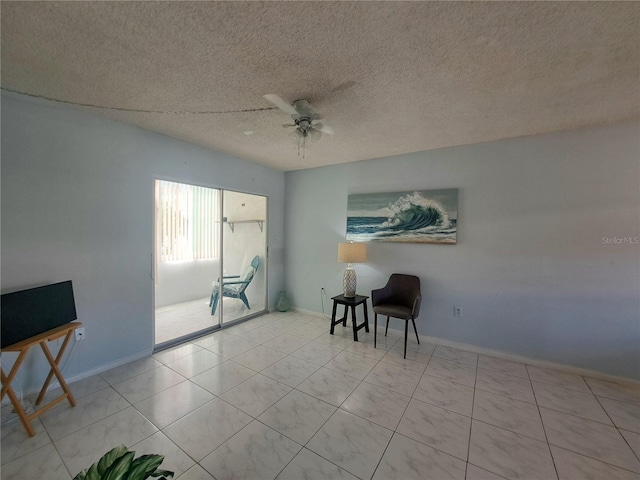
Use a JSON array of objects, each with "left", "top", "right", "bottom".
[
  {"left": 239, "top": 292, "right": 250, "bottom": 309},
  {"left": 385, "top": 316, "right": 390, "bottom": 337},
  {"left": 211, "top": 294, "right": 219, "bottom": 315},
  {"left": 374, "top": 313, "right": 378, "bottom": 349},
  {"left": 210, "top": 284, "right": 219, "bottom": 307},
  {"left": 404, "top": 320, "right": 408, "bottom": 359},
  {"left": 411, "top": 318, "right": 420, "bottom": 344}
]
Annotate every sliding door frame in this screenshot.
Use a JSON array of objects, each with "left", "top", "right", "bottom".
[{"left": 152, "top": 175, "right": 269, "bottom": 351}]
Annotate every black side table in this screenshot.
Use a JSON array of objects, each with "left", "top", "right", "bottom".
[{"left": 330, "top": 294, "right": 370, "bottom": 341}]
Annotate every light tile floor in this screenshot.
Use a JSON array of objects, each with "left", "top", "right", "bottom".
[{"left": 2, "top": 311, "right": 639, "bottom": 480}]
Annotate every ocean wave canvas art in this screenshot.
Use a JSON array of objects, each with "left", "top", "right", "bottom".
[{"left": 346, "top": 189, "right": 458, "bottom": 244}]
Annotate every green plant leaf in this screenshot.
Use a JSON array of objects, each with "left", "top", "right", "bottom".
[
  {"left": 150, "top": 469, "right": 174, "bottom": 478},
  {"left": 126, "top": 454, "right": 164, "bottom": 479},
  {"left": 85, "top": 462, "right": 101, "bottom": 480},
  {"left": 102, "top": 451, "right": 135, "bottom": 480},
  {"left": 76, "top": 445, "right": 175, "bottom": 480},
  {"left": 72, "top": 469, "right": 87, "bottom": 480},
  {"left": 73, "top": 454, "right": 106, "bottom": 480},
  {"left": 97, "top": 445, "right": 129, "bottom": 475}
]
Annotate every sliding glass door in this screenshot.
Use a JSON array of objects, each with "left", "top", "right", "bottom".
[
  {"left": 220, "top": 190, "right": 267, "bottom": 325},
  {"left": 153, "top": 179, "right": 267, "bottom": 348}
]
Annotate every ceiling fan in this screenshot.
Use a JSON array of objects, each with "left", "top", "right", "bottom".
[{"left": 263, "top": 94, "right": 333, "bottom": 155}]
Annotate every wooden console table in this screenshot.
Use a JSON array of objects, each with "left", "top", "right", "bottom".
[{"left": 1, "top": 321, "right": 82, "bottom": 436}]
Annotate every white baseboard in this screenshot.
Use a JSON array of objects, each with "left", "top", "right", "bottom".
[
  {"left": 419, "top": 334, "right": 640, "bottom": 387},
  {"left": 292, "top": 307, "right": 331, "bottom": 319},
  {"left": 64, "top": 349, "right": 154, "bottom": 386},
  {"left": 1, "top": 349, "right": 154, "bottom": 404},
  {"left": 290, "top": 308, "right": 639, "bottom": 387}
]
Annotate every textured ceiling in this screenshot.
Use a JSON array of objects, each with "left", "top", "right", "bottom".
[{"left": 2, "top": 2, "right": 639, "bottom": 172}]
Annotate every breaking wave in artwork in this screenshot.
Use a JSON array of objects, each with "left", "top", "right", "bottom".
[{"left": 381, "top": 192, "right": 450, "bottom": 231}]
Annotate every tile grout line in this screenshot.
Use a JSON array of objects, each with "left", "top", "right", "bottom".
[
  {"left": 529, "top": 364, "right": 561, "bottom": 480},
  {"left": 374, "top": 349, "right": 436, "bottom": 478},
  {"left": 591, "top": 392, "right": 640, "bottom": 465},
  {"left": 464, "top": 353, "right": 479, "bottom": 479}
]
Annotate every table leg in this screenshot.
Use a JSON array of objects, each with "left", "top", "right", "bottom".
[
  {"left": 1, "top": 357, "right": 36, "bottom": 437},
  {"left": 351, "top": 306, "right": 358, "bottom": 341},
  {"left": 36, "top": 331, "right": 76, "bottom": 407},
  {"left": 342, "top": 306, "right": 348, "bottom": 327},
  {"left": 330, "top": 300, "right": 338, "bottom": 335},
  {"left": 1, "top": 349, "right": 28, "bottom": 400},
  {"left": 0, "top": 322, "right": 82, "bottom": 437}
]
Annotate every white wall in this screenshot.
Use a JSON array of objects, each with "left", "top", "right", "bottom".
[
  {"left": 1, "top": 92, "right": 285, "bottom": 391},
  {"left": 155, "top": 260, "right": 218, "bottom": 308},
  {"left": 284, "top": 121, "right": 640, "bottom": 379}
]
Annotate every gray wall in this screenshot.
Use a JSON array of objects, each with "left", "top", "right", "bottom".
[
  {"left": 1, "top": 93, "right": 285, "bottom": 391},
  {"left": 284, "top": 121, "right": 640, "bottom": 379}
]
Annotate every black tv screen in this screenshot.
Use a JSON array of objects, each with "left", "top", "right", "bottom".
[{"left": 1, "top": 280, "right": 77, "bottom": 348}]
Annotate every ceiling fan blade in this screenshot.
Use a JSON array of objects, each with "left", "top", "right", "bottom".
[
  {"left": 308, "top": 127, "right": 323, "bottom": 143},
  {"left": 282, "top": 123, "right": 296, "bottom": 128},
  {"left": 263, "top": 94, "right": 298, "bottom": 116},
  {"left": 314, "top": 123, "right": 334, "bottom": 135}
]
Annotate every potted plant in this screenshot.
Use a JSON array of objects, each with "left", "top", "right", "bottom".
[{"left": 73, "top": 445, "right": 173, "bottom": 480}]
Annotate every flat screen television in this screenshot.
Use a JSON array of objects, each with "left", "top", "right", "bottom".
[{"left": 1, "top": 280, "right": 77, "bottom": 349}]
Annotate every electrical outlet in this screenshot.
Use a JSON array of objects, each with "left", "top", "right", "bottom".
[
  {"left": 453, "top": 306, "right": 462, "bottom": 317},
  {"left": 75, "top": 326, "right": 86, "bottom": 341}
]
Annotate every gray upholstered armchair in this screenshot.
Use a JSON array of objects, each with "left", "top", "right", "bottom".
[{"left": 371, "top": 274, "right": 422, "bottom": 358}]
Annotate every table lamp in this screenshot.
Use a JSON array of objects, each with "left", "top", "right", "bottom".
[{"left": 338, "top": 242, "right": 367, "bottom": 297}]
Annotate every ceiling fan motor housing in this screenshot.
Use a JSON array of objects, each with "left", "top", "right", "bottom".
[
  {"left": 292, "top": 99, "right": 312, "bottom": 115},
  {"left": 295, "top": 118, "right": 313, "bottom": 134}
]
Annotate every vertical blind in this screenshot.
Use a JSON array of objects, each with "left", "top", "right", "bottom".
[{"left": 156, "top": 180, "right": 219, "bottom": 261}]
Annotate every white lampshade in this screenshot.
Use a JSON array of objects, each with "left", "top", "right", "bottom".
[{"left": 337, "top": 242, "right": 367, "bottom": 264}]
